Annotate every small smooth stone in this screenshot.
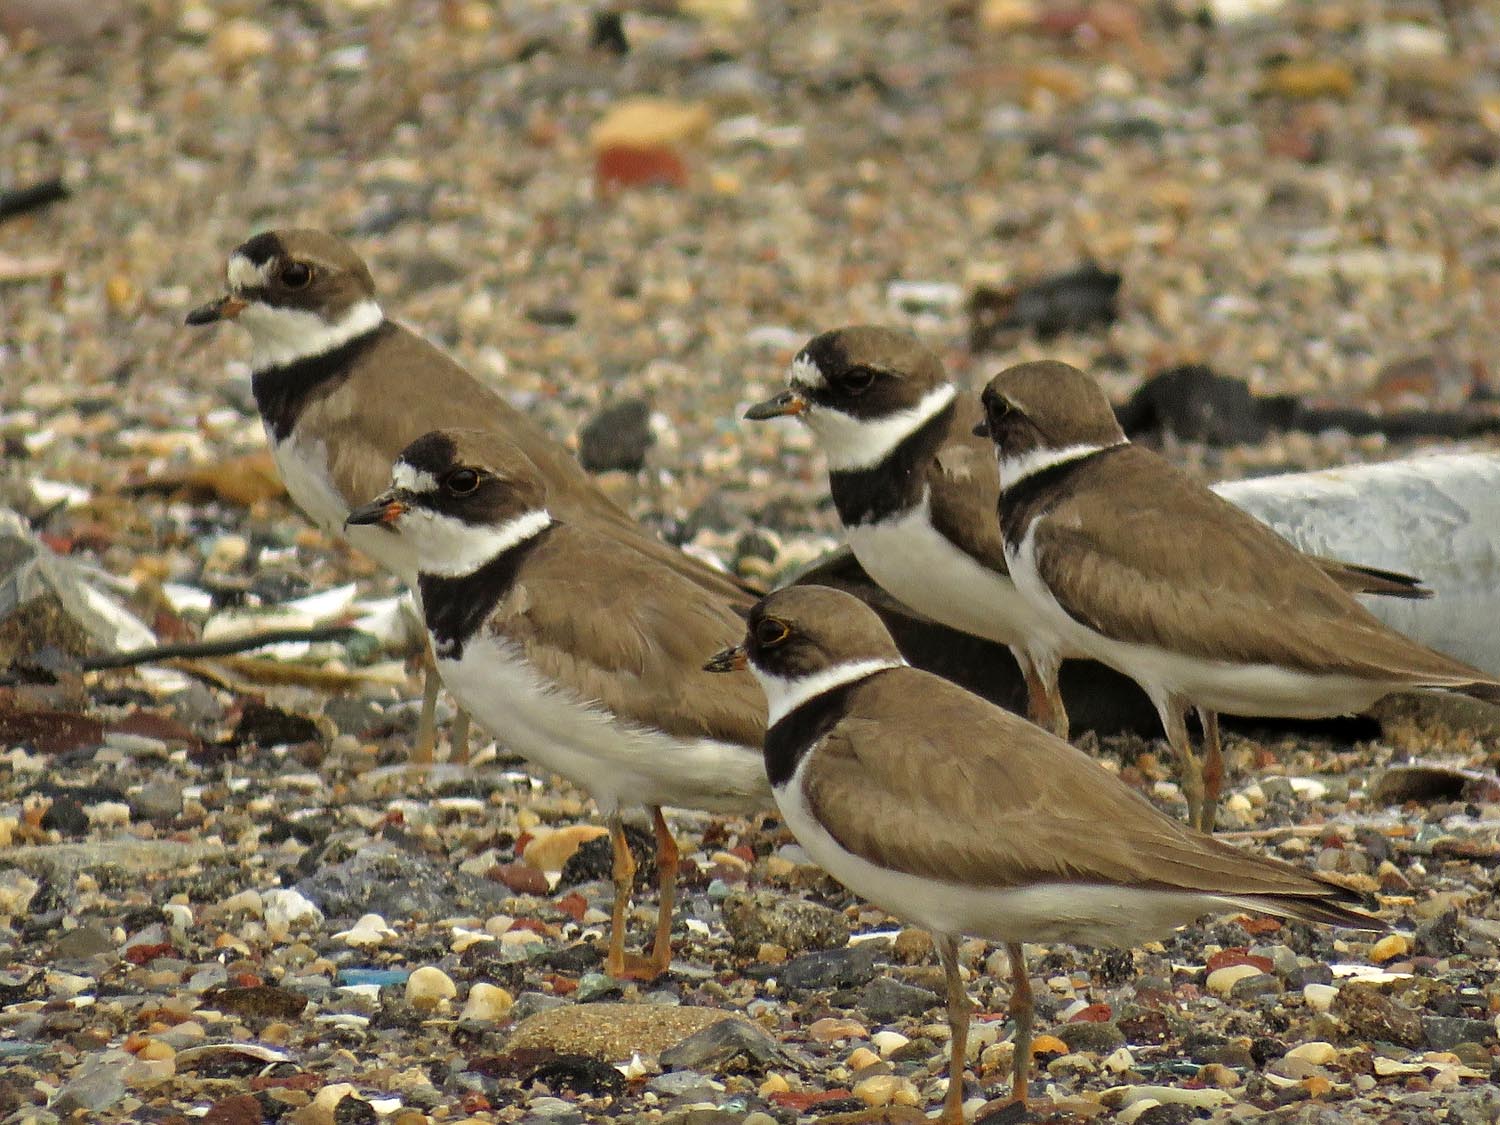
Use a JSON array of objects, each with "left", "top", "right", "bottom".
[
  {"left": 853, "top": 1073, "right": 920, "bottom": 1108},
  {"left": 1370, "top": 934, "right": 1411, "bottom": 963},
  {"left": 1285, "top": 1041, "right": 1338, "bottom": 1066},
  {"left": 872, "top": 1030, "right": 910, "bottom": 1058},
  {"left": 460, "top": 983, "right": 514, "bottom": 1022},
  {"left": 808, "top": 1017, "right": 868, "bottom": 1043},
  {"left": 1206, "top": 963, "right": 1262, "bottom": 996},
  {"left": 405, "top": 967, "right": 458, "bottom": 1011}
]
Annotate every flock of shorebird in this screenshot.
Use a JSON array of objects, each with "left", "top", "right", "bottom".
[{"left": 187, "top": 228, "right": 1495, "bottom": 1121}]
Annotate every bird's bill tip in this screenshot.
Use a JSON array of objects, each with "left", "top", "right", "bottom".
[
  {"left": 703, "top": 644, "right": 748, "bottom": 673},
  {"left": 185, "top": 294, "right": 247, "bottom": 326},
  {"left": 344, "top": 495, "right": 407, "bottom": 529},
  {"left": 744, "top": 389, "right": 808, "bottom": 421},
  {"left": 971, "top": 418, "right": 991, "bottom": 439}
]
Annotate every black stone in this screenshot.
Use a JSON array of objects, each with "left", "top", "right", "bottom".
[
  {"left": 776, "top": 942, "right": 885, "bottom": 992},
  {"left": 558, "top": 823, "right": 655, "bottom": 890},
  {"left": 659, "top": 1019, "right": 784, "bottom": 1071},
  {"left": 231, "top": 702, "right": 321, "bottom": 748},
  {"left": 577, "top": 399, "right": 653, "bottom": 473},
  {"left": 859, "top": 976, "right": 940, "bottom": 1022}
]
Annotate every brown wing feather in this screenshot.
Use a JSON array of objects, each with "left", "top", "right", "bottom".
[
  {"left": 802, "top": 668, "right": 1357, "bottom": 902},
  {"left": 1032, "top": 448, "right": 1492, "bottom": 687},
  {"left": 485, "top": 526, "right": 765, "bottom": 749},
  {"left": 926, "top": 392, "right": 1010, "bottom": 574}
]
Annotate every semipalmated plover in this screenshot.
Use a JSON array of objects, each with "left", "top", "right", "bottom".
[
  {"left": 187, "top": 229, "right": 753, "bottom": 760},
  {"left": 705, "top": 585, "right": 1381, "bottom": 1119},
  {"left": 747, "top": 327, "right": 1428, "bottom": 744},
  {"left": 347, "top": 428, "right": 770, "bottom": 978},
  {"left": 976, "top": 360, "right": 1500, "bottom": 829}
]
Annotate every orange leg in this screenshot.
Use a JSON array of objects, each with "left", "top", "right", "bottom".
[
  {"left": 1007, "top": 942, "right": 1033, "bottom": 1105},
  {"left": 1198, "top": 707, "right": 1224, "bottom": 833},
  {"left": 648, "top": 807, "right": 680, "bottom": 976},
  {"left": 936, "top": 934, "right": 972, "bottom": 1124},
  {"left": 412, "top": 663, "right": 439, "bottom": 764},
  {"left": 449, "top": 707, "right": 471, "bottom": 765},
  {"left": 605, "top": 814, "right": 637, "bottom": 979},
  {"left": 1161, "top": 696, "right": 1205, "bottom": 829}
]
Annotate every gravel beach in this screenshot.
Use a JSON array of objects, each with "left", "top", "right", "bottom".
[{"left": 3, "top": 1, "right": 1500, "bottom": 1122}]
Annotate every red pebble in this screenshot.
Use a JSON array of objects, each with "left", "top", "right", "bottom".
[
  {"left": 1069, "top": 1002, "right": 1113, "bottom": 1023},
  {"left": 124, "top": 941, "right": 175, "bottom": 965},
  {"left": 595, "top": 144, "right": 688, "bottom": 194},
  {"left": 554, "top": 892, "right": 589, "bottom": 924},
  {"left": 769, "top": 1090, "right": 855, "bottom": 1111},
  {"left": 493, "top": 862, "right": 549, "bottom": 895},
  {"left": 1206, "top": 948, "right": 1275, "bottom": 974}
]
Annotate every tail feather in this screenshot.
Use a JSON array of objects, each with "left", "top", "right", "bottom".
[
  {"left": 1323, "top": 558, "right": 1433, "bottom": 600},
  {"left": 1224, "top": 887, "right": 1386, "bottom": 932}
]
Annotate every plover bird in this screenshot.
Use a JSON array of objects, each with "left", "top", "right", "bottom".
[
  {"left": 706, "top": 584, "right": 1382, "bottom": 1119},
  {"left": 346, "top": 428, "right": 771, "bottom": 978},
  {"left": 976, "top": 360, "right": 1499, "bottom": 829}
]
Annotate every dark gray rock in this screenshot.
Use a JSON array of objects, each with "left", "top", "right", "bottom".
[
  {"left": 1058, "top": 1020, "right": 1126, "bottom": 1054},
  {"left": 1423, "top": 1015, "right": 1497, "bottom": 1051},
  {"left": 578, "top": 399, "right": 653, "bottom": 473},
  {"left": 721, "top": 890, "right": 850, "bottom": 956},
  {"left": 859, "top": 976, "right": 940, "bottom": 1022},
  {"left": 659, "top": 1017, "right": 784, "bottom": 1071},
  {"left": 778, "top": 942, "right": 884, "bottom": 992},
  {"left": 51, "top": 925, "right": 115, "bottom": 962},
  {"left": 1230, "top": 972, "right": 1285, "bottom": 1000},
  {"left": 294, "top": 840, "right": 510, "bottom": 920}
]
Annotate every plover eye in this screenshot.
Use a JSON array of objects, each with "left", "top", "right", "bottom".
[
  {"left": 840, "top": 367, "right": 876, "bottom": 395},
  {"left": 444, "top": 468, "right": 480, "bottom": 495},
  {"left": 279, "top": 261, "right": 314, "bottom": 288},
  {"left": 754, "top": 618, "right": 791, "bottom": 648}
]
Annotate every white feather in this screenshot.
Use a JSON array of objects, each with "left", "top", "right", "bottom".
[
  {"left": 399, "top": 507, "right": 553, "bottom": 579},
  {"left": 753, "top": 659, "right": 904, "bottom": 727},
  {"left": 240, "top": 298, "right": 384, "bottom": 372},
  {"left": 440, "top": 633, "right": 770, "bottom": 816},
  {"left": 801, "top": 384, "right": 958, "bottom": 472},
  {"left": 995, "top": 443, "right": 1114, "bottom": 490}
]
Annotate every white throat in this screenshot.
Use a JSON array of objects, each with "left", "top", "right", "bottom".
[
  {"left": 406, "top": 507, "right": 552, "bottom": 578},
  {"left": 754, "top": 658, "right": 905, "bottom": 727},
  {"left": 803, "top": 383, "right": 957, "bottom": 472},
  {"left": 239, "top": 298, "right": 384, "bottom": 372},
  {"left": 997, "top": 442, "right": 1115, "bottom": 490}
]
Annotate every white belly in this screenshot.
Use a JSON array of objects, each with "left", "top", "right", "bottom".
[
  {"left": 268, "top": 428, "right": 418, "bottom": 584},
  {"left": 1006, "top": 523, "right": 1392, "bottom": 720},
  {"left": 845, "top": 501, "right": 1055, "bottom": 652},
  {"left": 439, "top": 633, "right": 771, "bottom": 816},
  {"left": 775, "top": 764, "right": 1228, "bottom": 947}
]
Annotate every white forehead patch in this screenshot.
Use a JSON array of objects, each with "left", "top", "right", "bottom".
[
  {"left": 227, "top": 253, "right": 275, "bottom": 292},
  {"left": 392, "top": 463, "right": 440, "bottom": 495},
  {"left": 789, "top": 354, "right": 826, "bottom": 391}
]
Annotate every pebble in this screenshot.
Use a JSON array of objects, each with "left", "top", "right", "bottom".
[
  {"left": 334, "top": 913, "right": 397, "bottom": 948},
  {"left": 262, "top": 888, "right": 323, "bottom": 938},
  {"left": 872, "top": 1030, "right": 910, "bottom": 1058},
  {"left": 809, "top": 1017, "right": 869, "bottom": 1043},
  {"left": 1205, "top": 963, "right": 1263, "bottom": 996},
  {"left": 852, "top": 1073, "right": 920, "bottom": 1108},
  {"left": 722, "top": 890, "right": 851, "bottom": 955},
  {"left": 1284, "top": 1041, "right": 1338, "bottom": 1066},
  {"left": 405, "top": 966, "right": 458, "bottom": 1011},
  {"left": 1370, "top": 933, "right": 1412, "bottom": 963},
  {"left": 860, "top": 976, "right": 940, "bottom": 1022},
  {"left": 459, "top": 982, "right": 513, "bottom": 1022}
]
